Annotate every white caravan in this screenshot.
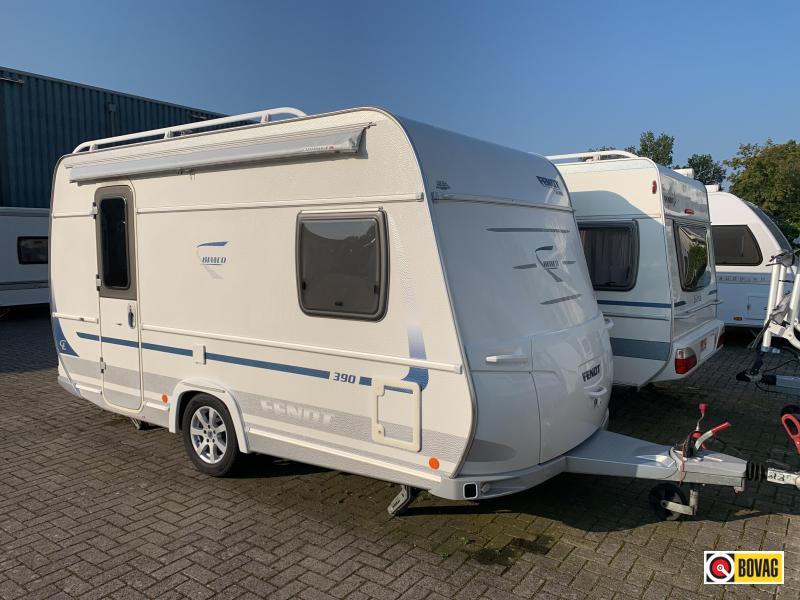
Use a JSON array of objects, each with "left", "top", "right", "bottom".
[
  {"left": 548, "top": 151, "right": 724, "bottom": 388},
  {"left": 51, "top": 109, "right": 800, "bottom": 518},
  {"left": 707, "top": 186, "right": 793, "bottom": 328},
  {"left": 0, "top": 207, "right": 49, "bottom": 309}
]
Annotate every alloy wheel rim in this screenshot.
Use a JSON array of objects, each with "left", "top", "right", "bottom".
[{"left": 190, "top": 406, "right": 227, "bottom": 464}]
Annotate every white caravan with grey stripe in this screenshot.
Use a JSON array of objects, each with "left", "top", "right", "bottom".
[
  {"left": 53, "top": 108, "right": 800, "bottom": 519},
  {"left": 549, "top": 152, "right": 724, "bottom": 388},
  {"left": 0, "top": 207, "right": 49, "bottom": 309},
  {"left": 707, "top": 186, "right": 794, "bottom": 328}
]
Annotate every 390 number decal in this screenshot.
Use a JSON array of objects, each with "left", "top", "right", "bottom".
[{"left": 332, "top": 372, "right": 357, "bottom": 384}]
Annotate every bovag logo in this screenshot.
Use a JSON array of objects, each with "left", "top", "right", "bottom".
[{"left": 704, "top": 551, "right": 784, "bottom": 585}]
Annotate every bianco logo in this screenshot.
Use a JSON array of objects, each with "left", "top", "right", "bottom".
[{"left": 196, "top": 241, "right": 229, "bottom": 279}]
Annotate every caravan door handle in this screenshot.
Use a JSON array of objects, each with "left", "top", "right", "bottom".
[
  {"left": 485, "top": 354, "right": 529, "bottom": 364},
  {"left": 127, "top": 305, "right": 136, "bottom": 328}
]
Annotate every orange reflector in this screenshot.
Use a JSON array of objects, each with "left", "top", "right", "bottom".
[
  {"left": 428, "top": 457, "right": 440, "bottom": 470},
  {"left": 652, "top": 180, "right": 657, "bottom": 194},
  {"left": 733, "top": 316, "right": 743, "bottom": 321},
  {"left": 161, "top": 394, "right": 168, "bottom": 403}
]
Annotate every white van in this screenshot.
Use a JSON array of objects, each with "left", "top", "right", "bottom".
[
  {"left": 707, "top": 186, "right": 794, "bottom": 328},
  {"left": 548, "top": 151, "right": 724, "bottom": 388},
  {"left": 51, "top": 109, "right": 800, "bottom": 518},
  {"left": 0, "top": 207, "right": 49, "bottom": 309}
]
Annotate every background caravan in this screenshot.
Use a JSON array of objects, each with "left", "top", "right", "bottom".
[
  {"left": 549, "top": 151, "right": 724, "bottom": 389},
  {"left": 707, "top": 186, "right": 794, "bottom": 328},
  {"left": 0, "top": 207, "right": 48, "bottom": 310},
  {"left": 51, "top": 108, "right": 800, "bottom": 518}
]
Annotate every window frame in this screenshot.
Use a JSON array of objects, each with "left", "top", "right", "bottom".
[
  {"left": 577, "top": 220, "right": 639, "bottom": 292},
  {"left": 295, "top": 211, "right": 389, "bottom": 321},
  {"left": 94, "top": 186, "right": 137, "bottom": 300},
  {"left": 673, "top": 221, "right": 710, "bottom": 292},
  {"left": 17, "top": 236, "right": 48, "bottom": 265},
  {"left": 711, "top": 224, "right": 763, "bottom": 266}
]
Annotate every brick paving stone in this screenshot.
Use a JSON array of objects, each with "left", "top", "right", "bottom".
[{"left": 1, "top": 310, "right": 799, "bottom": 598}]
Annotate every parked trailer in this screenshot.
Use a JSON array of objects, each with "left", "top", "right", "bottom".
[
  {"left": 548, "top": 151, "right": 724, "bottom": 389},
  {"left": 0, "top": 207, "right": 48, "bottom": 308},
  {"left": 707, "top": 186, "right": 794, "bottom": 328},
  {"left": 52, "top": 108, "right": 800, "bottom": 519}
]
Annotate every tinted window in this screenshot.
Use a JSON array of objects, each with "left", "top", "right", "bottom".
[
  {"left": 674, "top": 224, "right": 711, "bottom": 291},
  {"left": 99, "top": 197, "right": 130, "bottom": 289},
  {"left": 579, "top": 223, "right": 638, "bottom": 291},
  {"left": 297, "top": 214, "right": 387, "bottom": 319},
  {"left": 17, "top": 237, "right": 48, "bottom": 264},
  {"left": 712, "top": 225, "right": 762, "bottom": 266}
]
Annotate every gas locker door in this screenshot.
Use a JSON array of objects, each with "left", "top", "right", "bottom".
[{"left": 95, "top": 186, "right": 142, "bottom": 411}]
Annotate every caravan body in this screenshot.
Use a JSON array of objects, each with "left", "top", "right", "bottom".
[
  {"left": 51, "top": 107, "right": 613, "bottom": 501},
  {"left": 550, "top": 152, "right": 724, "bottom": 388},
  {"left": 707, "top": 187, "right": 793, "bottom": 328},
  {"left": 0, "top": 207, "right": 48, "bottom": 307}
]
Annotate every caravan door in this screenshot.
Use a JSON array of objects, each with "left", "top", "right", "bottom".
[{"left": 95, "top": 186, "right": 142, "bottom": 411}]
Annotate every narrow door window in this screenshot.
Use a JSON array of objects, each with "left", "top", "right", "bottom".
[{"left": 99, "top": 197, "right": 130, "bottom": 289}]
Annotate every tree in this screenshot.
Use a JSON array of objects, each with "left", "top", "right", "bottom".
[
  {"left": 726, "top": 139, "right": 800, "bottom": 241},
  {"left": 625, "top": 131, "right": 675, "bottom": 166},
  {"left": 683, "top": 154, "right": 726, "bottom": 186}
]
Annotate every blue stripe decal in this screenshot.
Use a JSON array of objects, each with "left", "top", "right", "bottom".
[
  {"left": 674, "top": 301, "right": 686, "bottom": 307},
  {"left": 597, "top": 300, "right": 672, "bottom": 309},
  {"left": 78, "top": 332, "right": 421, "bottom": 388},
  {"left": 141, "top": 342, "right": 192, "bottom": 356},
  {"left": 708, "top": 289, "right": 717, "bottom": 295},
  {"left": 205, "top": 352, "right": 330, "bottom": 379}
]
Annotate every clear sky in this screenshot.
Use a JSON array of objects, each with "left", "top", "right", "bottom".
[{"left": 2, "top": 1, "right": 798, "bottom": 166}]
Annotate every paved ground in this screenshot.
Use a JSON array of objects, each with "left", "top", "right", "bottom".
[{"left": 1, "top": 307, "right": 799, "bottom": 599}]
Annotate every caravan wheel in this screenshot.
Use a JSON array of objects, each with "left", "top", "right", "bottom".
[{"left": 181, "top": 394, "right": 240, "bottom": 477}]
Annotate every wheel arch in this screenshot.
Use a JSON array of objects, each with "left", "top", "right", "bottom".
[{"left": 168, "top": 379, "right": 250, "bottom": 453}]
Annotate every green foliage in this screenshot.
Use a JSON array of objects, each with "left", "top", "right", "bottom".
[
  {"left": 626, "top": 131, "right": 675, "bottom": 166},
  {"left": 683, "top": 154, "right": 726, "bottom": 186},
  {"left": 726, "top": 139, "right": 800, "bottom": 226}
]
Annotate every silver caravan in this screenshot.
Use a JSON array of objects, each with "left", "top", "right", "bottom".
[
  {"left": 549, "top": 151, "right": 724, "bottom": 388},
  {"left": 51, "top": 109, "right": 800, "bottom": 518},
  {"left": 707, "top": 186, "right": 794, "bottom": 328},
  {"left": 0, "top": 207, "right": 49, "bottom": 309}
]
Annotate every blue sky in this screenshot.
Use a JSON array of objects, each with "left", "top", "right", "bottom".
[{"left": 2, "top": 1, "right": 798, "bottom": 166}]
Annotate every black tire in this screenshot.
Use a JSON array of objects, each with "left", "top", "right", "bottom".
[
  {"left": 649, "top": 483, "right": 689, "bottom": 521},
  {"left": 781, "top": 404, "right": 800, "bottom": 418},
  {"left": 181, "top": 393, "right": 240, "bottom": 477}
]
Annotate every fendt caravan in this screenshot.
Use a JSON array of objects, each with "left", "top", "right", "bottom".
[
  {"left": 1, "top": 207, "right": 49, "bottom": 310},
  {"left": 51, "top": 109, "right": 800, "bottom": 519},
  {"left": 707, "top": 186, "right": 794, "bottom": 328},
  {"left": 548, "top": 151, "right": 724, "bottom": 388}
]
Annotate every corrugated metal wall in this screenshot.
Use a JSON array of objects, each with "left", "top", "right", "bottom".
[{"left": 0, "top": 67, "right": 223, "bottom": 208}]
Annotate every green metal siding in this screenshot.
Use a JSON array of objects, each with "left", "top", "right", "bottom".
[{"left": 0, "top": 67, "right": 222, "bottom": 208}]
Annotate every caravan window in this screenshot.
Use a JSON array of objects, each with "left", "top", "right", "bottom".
[
  {"left": 98, "top": 197, "right": 130, "bottom": 289},
  {"left": 711, "top": 225, "right": 762, "bottom": 266},
  {"left": 17, "top": 237, "right": 48, "bottom": 264},
  {"left": 297, "top": 212, "right": 388, "bottom": 320},
  {"left": 674, "top": 223, "right": 710, "bottom": 291},
  {"left": 578, "top": 222, "right": 638, "bottom": 291}
]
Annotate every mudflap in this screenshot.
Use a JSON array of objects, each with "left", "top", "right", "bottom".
[{"left": 563, "top": 429, "right": 748, "bottom": 488}]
